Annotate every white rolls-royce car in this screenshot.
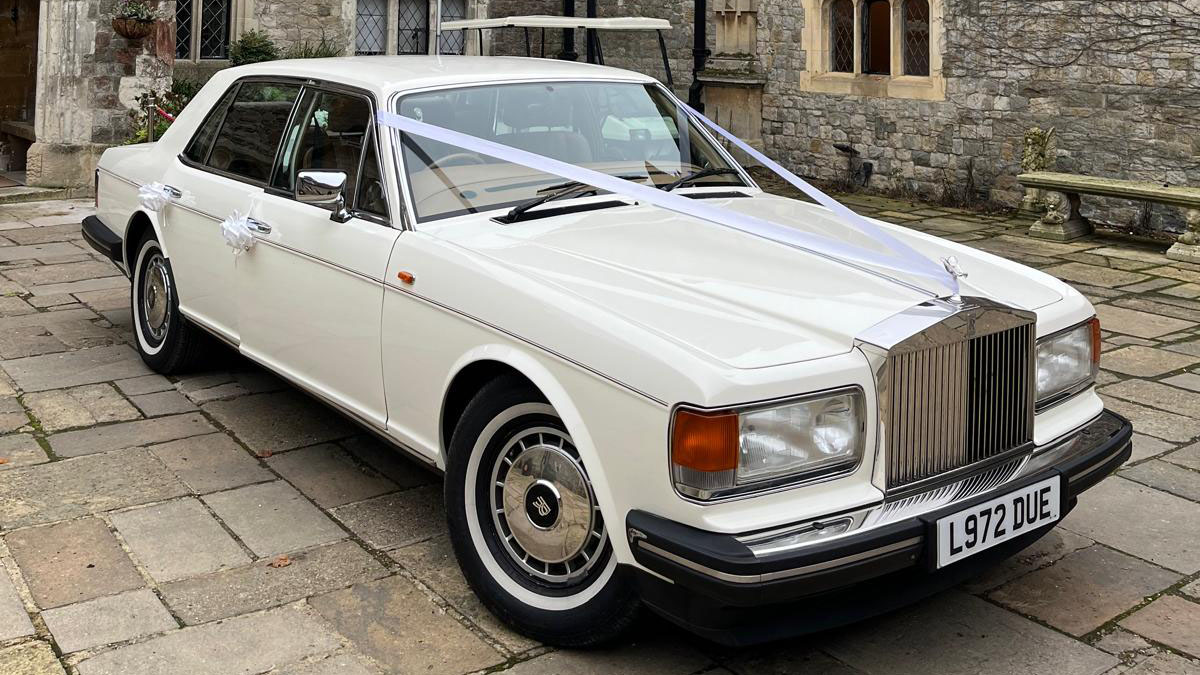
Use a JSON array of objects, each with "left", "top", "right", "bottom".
[{"left": 84, "top": 57, "right": 1132, "bottom": 647}]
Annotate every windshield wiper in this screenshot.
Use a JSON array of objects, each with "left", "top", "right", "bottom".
[
  {"left": 498, "top": 174, "right": 647, "bottom": 224},
  {"left": 661, "top": 167, "right": 741, "bottom": 192}
]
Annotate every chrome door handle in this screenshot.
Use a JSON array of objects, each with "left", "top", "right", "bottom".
[
  {"left": 162, "top": 184, "right": 183, "bottom": 198},
  {"left": 246, "top": 218, "right": 272, "bottom": 234}
]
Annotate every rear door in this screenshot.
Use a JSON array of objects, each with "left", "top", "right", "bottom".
[
  {"left": 236, "top": 85, "right": 399, "bottom": 427},
  {"left": 160, "top": 80, "right": 302, "bottom": 343}
]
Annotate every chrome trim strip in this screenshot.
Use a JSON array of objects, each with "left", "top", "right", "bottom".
[
  {"left": 99, "top": 167, "right": 140, "bottom": 188},
  {"left": 381, "top": 282, "right": 668, "bottom": 407},
  {"left": 169, "top": 201, "right": 223, "bottom": 223},
  {"left": 1068, "top": 443, "right": 1125, "bottom": 484},
  {"left": 253, "top": 237, "right": 385, "bottom": 287},
  {"left": 637, "top": 536, "right": 923, "bottom": 584}
]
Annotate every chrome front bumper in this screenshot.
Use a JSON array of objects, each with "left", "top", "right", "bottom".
[{"left": 625, "top": 409, "right": 1131, "bottom": 643}]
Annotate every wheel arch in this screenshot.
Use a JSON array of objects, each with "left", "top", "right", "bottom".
[
  {"left": 438, "top": 348, "right": 607, "bottom": 498},
  {"left": 123, "top": 210, "right": 167, "bottom": 272}
]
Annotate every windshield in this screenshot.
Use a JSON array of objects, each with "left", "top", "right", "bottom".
[{"left": 396, "top": 81, "right": 748, "bottom": 222}]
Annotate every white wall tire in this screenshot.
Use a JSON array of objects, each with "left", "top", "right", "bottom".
[
  {"left": 131, "top": 234, "right": 210, "bottom": 373},
  {"left": 444, "top": 375, "right": 640, "bottom": 647}
]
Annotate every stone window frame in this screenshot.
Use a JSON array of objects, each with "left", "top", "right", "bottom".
[
  {"left": 798, "top": 0, "right": 945, "bottom": 101},
  {"left": 352, "top": 0, "right": 479, "bottom": 56},
  {"left": 176, "top": 0, "right": 237, "bottom": 62}
]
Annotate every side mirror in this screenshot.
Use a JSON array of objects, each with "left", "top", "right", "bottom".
[{"left": 296, "top": 169, "right": 351, "bottom": 222}]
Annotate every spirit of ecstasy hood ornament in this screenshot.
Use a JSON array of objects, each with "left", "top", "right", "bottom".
[{"left": 941, "top": 256, "right": 968, "bottom": 304}]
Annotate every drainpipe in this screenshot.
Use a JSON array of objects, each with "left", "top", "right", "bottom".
[
  {"left": 688, "top": 0, "right": 708, "bottom": 111},
  {"left": 559, "top": 0, "right": 578, "bottom": 61},
  {"left": 585, "top": 0, "right": 597, "bottom": 63}
]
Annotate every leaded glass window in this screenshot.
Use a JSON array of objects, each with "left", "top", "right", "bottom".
[
  {"left": 175, "top": 0, "right": 193, "bottom": 59},
  {"left": 438, "top": 0, "right": 466, "bottom": 54},
  {"left": 199, "top": 0, "right": 231, "bottom": 59},
  {"left": 397, "top": 0, "right": 428, "bottom": 54},
  {"left": 861, "top": 0, "right": 890, "bottom": 74},
  {"left": 903, "top": 0, "right": 930, "bottom": 76},
  {"left": 829, "top": 0, "right": 854, "bottom": 73},
  {"left": 356, "top": 0, "right": 388, "bottom": 54}
]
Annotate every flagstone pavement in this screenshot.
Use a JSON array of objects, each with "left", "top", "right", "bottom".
[{"left": 0, "top": 195, "right": 1198, "bottom": 675}]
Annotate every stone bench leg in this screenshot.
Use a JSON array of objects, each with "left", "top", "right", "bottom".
[
  {"left": 1166, "top": 208, "right": 1200, "bottom": 263},
  {"left": 1029, "top": 191, "right": 1093, "bottom": 241}
]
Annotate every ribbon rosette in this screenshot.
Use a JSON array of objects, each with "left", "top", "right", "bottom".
[
  {"left": 221, "top": 211, "right": 255, "bottom": 253},
  {"left": 138, "top": 182, "right": 175, "bottom": 212}
]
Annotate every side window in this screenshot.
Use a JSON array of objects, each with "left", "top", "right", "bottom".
[
  {"left": 273, "top": 90, "right": 373, "bottom": 209},
  {"left": 183, "top": 85, "right": 237, "bottom": 164},
  {"left": 207, "top": 82, "right": 301, "bottom": 183},
  {"left": 354, "top": 128, "right": 388, "bottom": 218}
]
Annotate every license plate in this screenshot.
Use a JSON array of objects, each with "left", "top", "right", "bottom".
[{"left": 935, "top": 475, "right": 1061, "bottom": 569}]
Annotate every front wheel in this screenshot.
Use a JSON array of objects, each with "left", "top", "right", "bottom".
[
  {"left": 131, "top": 234, "right": 210, "bottom": 373},
  {"left": 444, "top": 376, "right": 640, "bottom": 647}
]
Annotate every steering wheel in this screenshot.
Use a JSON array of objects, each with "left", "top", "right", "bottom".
[{"left": 429, "top": 152, "right": 486, "bottom": 169}]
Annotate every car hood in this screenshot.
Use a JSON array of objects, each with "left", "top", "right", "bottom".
[{"left": 430, "top": 193, "right": 1065, "bottom": 369}]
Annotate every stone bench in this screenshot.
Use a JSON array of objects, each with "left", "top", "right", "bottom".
[{"left": 1017, "top": 171, "right": 1200, "bottom": 262}]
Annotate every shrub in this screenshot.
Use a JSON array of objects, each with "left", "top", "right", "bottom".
[
  {"left": 229, "top": 30, "right": 280, "bottom": 66},
  {"left": 114, "top": 0, "right": 154, "bottom": 20},
  {"left": 283, "top": 33, "right": 344, "bottom": 59},
  {"left": 122, "top": 78, "right": 198, "bottom": 145}
]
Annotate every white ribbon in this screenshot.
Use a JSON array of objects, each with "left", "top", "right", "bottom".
[
  {"left": 376, "top": 109, "right": 958, "bottom": 298},
  {"left": 138, "top": 182, "right": 174, "bottom": 212},
  {"left": 221, "top": 210, "right": 255, "bottom": 253}
]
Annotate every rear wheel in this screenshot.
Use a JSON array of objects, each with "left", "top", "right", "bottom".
[
  {"left": 444, "top": 375, "right": 640, "bottom": 647},
  {"left": 131, "top": 234, "right": 210, "bottom": 373}
]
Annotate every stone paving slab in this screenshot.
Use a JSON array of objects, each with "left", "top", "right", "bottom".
[
  {"left": 110, "top": 498, "right": 250, "bottom": 582},
  {"left": 1064, "top": 477, "right": 1200, "bottom": 574},
  {"left": 1120, "top": 595, "right": 1200, "bottom": 659},
  {"left": 824, "top": 592, "right": 1117, "bottom": 675},
  {"left": 5, "top": 518, "right": 144, "bottom": 609},
  {"left": 148, "top": 433, "right": 273, "bottom": 494},
  {"left": 0, "top": 434, "right": 49, "bottom": 470},
  {"left": 0, "top": 448, "right": 189, "bottom": 528},
  {"left": 1121, "top": 459, "right": 1200, "bottom": 502},
  {"left": 268, "top": 652, "right": 383, "bottom": 675},
  {"left": 74, "top": 605, "right": 343, "bottom": 675},
  {"left": 0, "top": 641, "right": 66, "bottom": 675},
  {"left": 25, "top": 383, "right": 140, "bottom": 432},
  {"left": 987, "top": 545, "right": 1180, "bottom": 636},
  {"left": 203, "top": 481, "right": 345, "bottom": 557},
  {"left": 0, "top": 563, "right": 35, "bottom": 641},
  {"left": 267, "top": 444, "right": 399, "bottom": 509},
  {"left": 309, "top": 576, "right": 505, "bottom": 674},
  {"left": 503, "top": 634, "right": 715, "bottom": 674},
  {"left": 46, "top": 413, "right": 214, "bottom": 458},
  {"left": 331, "top": 485, "right": 444, "bottom": 551},
  {"left": 1, "top": 345, "right": 152, "bottom": 393},
  {"left": 161, "top": 540, "right": 388, "bottom": 625},
  {"left": 202, "top": 391, "right": 357, "bottom": 456},
  {"left": 41, "top": 588, "right": 176, "bottom": 653}
]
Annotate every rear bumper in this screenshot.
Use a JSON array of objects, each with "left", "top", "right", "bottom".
[
  {"left": 82, "top": 215, "right": 123, "bottom": 267},
  {"left": 625, "top": 409, "right": 1132, "bottom": 645}
]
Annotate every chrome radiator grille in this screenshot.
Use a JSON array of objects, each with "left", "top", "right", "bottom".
[{"left": 883, "top": 316, "right": 1035, "bottom": 490}]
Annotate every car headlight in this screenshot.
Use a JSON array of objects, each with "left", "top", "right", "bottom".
[
  {"left": 1035, "top": 317, "right": 1100, "bottom": 409},
  {"left": 671, "top": 388, "right": 865, "bottom": 501}
]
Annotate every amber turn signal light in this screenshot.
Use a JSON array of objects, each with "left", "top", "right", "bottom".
[
  {"left": 671, "top": 409, "right": 738, "bottom": 473},
  {"left": 1089, "top": 316, "right": 1101, "bottom": 366}
]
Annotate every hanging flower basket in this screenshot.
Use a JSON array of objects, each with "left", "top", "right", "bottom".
[{"left": 112, "top": 17, "right": 156, "bottom": 40}]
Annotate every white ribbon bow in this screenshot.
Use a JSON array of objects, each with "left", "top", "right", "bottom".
[
  {"left": 221, "top": 210, "right": 255, "bottom": 253},
  {"left": 375, "top": 108, "right": 959, "bottom": 299},
  {"left": 138, "top": 182, "right": 175, "bottom": 212}
]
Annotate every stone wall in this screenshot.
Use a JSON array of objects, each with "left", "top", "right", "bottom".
[
  {"left": 753, "top": 0, "right": 1200, "bottom": 230},
  {"left": 28, "top": 0, "right": 172, "bottom": 187},
  {"left": 250, "top": 0, "right": 353, "bottom": 52}
]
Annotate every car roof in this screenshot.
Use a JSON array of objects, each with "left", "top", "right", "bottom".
[{"left": 225, "top": 56, "right": 658, "bottom": 95}]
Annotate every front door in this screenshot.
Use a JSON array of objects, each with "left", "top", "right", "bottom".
[
  {"left": 237, "top": 87, "right": 398, "bottom": 427},
  {"left": 161, "top": 80, "right": 301, "bottom": 342}
]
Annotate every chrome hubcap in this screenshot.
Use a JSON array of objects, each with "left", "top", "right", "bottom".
[
  {"left": 142, "top": 253, "right": 170, "bottom": 342},
  {"left": 490, "top": 427, "right": 605, "bottom": 584}
]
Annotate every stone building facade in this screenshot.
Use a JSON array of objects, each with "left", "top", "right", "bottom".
[{"left": 6, "top": 0, "right": 1198, "bottom": 234}]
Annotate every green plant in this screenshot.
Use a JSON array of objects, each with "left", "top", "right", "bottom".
[
  {"left": 229, "top": 30, "right": 280, "bottom": 66},
  {"left": 170, "top": 77, "right": 202, "bottom": 104},
  {"left": 123, "top": 80, "right": 196, "bottom": 144},
  {"left": 283, "top": 32, "right": 344, "bottom": 59},
  {"left": 114, "top": 0, "right": 155, "bottom": 20}
]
